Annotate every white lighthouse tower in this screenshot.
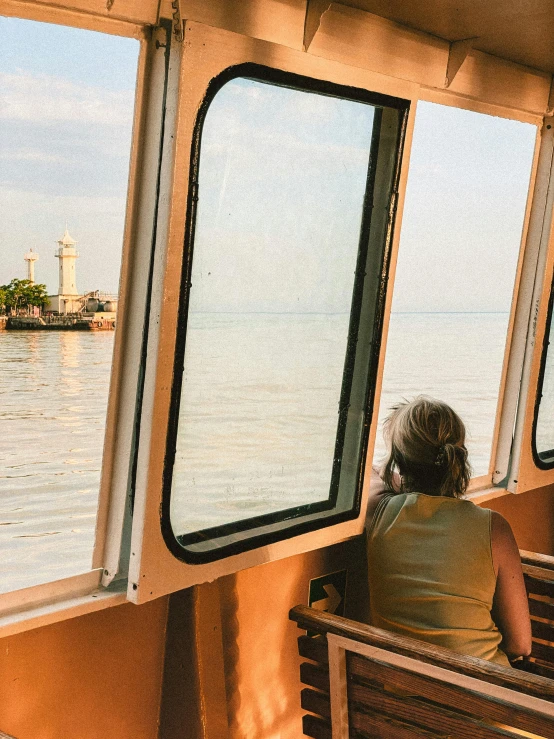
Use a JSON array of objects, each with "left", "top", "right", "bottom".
[
  {"left": 24, "top": 248, "right": 39, "bottom": 284},
  {"left": 56, "top": 227, "right": 79, "bottom": 296},
  {"left": 47, "top": 227, "right": 81, "bottom": 314}
]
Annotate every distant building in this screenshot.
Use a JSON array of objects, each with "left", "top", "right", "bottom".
[{"left": 47, "top": 227, "right": 82, "bottom": 314}]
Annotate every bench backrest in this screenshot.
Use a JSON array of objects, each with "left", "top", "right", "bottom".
[
  {"left": 290, "top": 550, "right": 554, "bottom": 738},
  {"left": 291, "top": 606, "right": 554, "bottom": 738},
  {"left": 521, "top": 550, "right": 554, "bottom": 679}
]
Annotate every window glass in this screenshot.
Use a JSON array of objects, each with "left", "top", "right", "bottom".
[
  {"left": 375, "top": 102, "right": 536, "bottom": 477},
  {"left": 534, "top": 285, "right": 554, "bottom": 465},
  {"left": 0, "top": 18, "right": 138, "bottom": 591},
  {"left": 166, "top": 73, "right": 406, "bottom": 558}
]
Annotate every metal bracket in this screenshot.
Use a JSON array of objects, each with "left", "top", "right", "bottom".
[
  {"left": 171, "top": 0, "right": 184, "bottom": 42},
  {"left": 445, "top": 37, "right": 478, "bottom": 88}
]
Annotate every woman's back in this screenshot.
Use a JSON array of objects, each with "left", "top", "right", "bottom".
[{"left": 367, "top": 491, "right": 510, "bottom": 666}]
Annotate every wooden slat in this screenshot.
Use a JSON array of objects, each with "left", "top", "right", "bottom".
[
  {"left": 531, "top": 639, "right": 554, "bottom": 664},
  {"left": 302, "top": 713, "right": 331, "bottom": 739},
  {"left": 529, "top": 596, "right": 554, "bottom": 622},
  {"left": 298, "top": 635, "right": 329, "bottom": 665},
  {"left": 523, "top": 565, "right": 554, "bottom": 597},
  {"left": 349, "top": 652, "right": 554, "bottom": 738},
  {"left": 348, "top": 680, "right": 528, "bottom": 739},
  {"left": 531, "top": 619, "right": 554, "bottom": 642},
  {"left": 520, "top": 550, "right": 554, "bottom": 571},
  {"left": 290, "top": 606, "right": 554, "bottom": 701},
  {"left": 300, "top": 662, "right": 330, "bottom": 694},
  {"left": 301, "top": 688, "right": 331, "bottom": 720},
  {"left": 350, "top": 710, "right": 443, "bottom": 739},
  {"left": 528, "top": 659, "right": 554, "bottom": 680},
  {"left": 302, "top": 686, "right": 440, "bottom": 739}
]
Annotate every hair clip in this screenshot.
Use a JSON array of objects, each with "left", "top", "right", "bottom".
[{"left": 435, "top": 445, "right": 447, "bottom": 467}]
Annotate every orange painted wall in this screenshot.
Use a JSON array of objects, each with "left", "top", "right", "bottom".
[
  {"left": 0, "top": 597, "right": 168, "bottom": 739},
  {"left": 217, "top": 537, "right": 369, "bottom": 739},
  {"left": 483, "top": 484, "right": 554, "bottom": 556}
]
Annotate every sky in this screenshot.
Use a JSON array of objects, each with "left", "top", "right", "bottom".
[
  {"left": 0, "top": 17, "right": 139, "bottom": 295},
  {"left": 393, "top": 102, "right": 537, "bottom": 313},
  {"left": 191, "top": 78, "right": 375, "bottom": 314},
  {"left": 0, "top": 16, "right": 538, "bottom": 310}
]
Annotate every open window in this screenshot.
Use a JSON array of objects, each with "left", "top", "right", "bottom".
[
  {"left": 127, "top": 22, "right": 415, "bottom": 602},
  {"left": 0, "top": 14, "right": 141, "bottom": 605},
  {"left": 374, "top": 100, "right": 538, "bottom": 492}
]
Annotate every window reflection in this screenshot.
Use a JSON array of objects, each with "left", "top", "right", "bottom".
[{"left": 169, "top": 77, "right": 378, "bottom": 537}]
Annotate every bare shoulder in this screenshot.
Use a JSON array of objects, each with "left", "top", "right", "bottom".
[
  {"left": 490, "top": 510, "right": 517, "bottom": 544},
  {"left": 365, "top": 467, "right": 393, "bottom": 529},
  {"left": 489, "top": 510, "right": 531, "bottom": 657},
  {"left": 490, "top": 510, "right": 519, "bottom": 576}
]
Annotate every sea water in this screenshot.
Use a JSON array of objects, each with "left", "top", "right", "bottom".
[{"left": 0, "top": 312, "right": 526, "bottom": 591}]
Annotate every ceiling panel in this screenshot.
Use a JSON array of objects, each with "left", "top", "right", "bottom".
[{"left": 340, "top": 0, "right": 554, "bottom": 73}]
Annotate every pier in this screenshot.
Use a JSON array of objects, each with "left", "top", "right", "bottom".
[{"left": 6, "top": 315, "right": 115, "bottom": 331}]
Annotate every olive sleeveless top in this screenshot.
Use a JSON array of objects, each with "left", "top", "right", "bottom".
[{"left": 367, "top": 492, "right": 509, "bottom": 667}]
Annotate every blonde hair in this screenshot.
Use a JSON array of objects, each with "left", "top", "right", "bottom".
[{"left": 382, "top": 396, "right": 471, "bottom": 498}]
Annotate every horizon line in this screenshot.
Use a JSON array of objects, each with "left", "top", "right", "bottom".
[{"left": 188, "top": 310, "right": 511, "bottom": 315}]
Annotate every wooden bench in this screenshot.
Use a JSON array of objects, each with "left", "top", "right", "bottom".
[
  {"left": 521, "top": 550, "right": 554, "bottom": 679},
  {"left": 289, "top": 550, "right": 554, "bottom": 738}
]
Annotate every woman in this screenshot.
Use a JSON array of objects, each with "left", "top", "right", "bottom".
[{"left": 366, "top": 396, "right": 531, "bottom": 667}]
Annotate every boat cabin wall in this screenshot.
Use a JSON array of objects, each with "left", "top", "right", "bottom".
[
  {"left": 0, "top": 482, "right": 551, "bottom": 739},
  {"left": 0, "top": 598, "right": 168, "bottom": 739},
  {"left": 1, "top": 2, "right": 554, "bottom": 739},
  {"left": 158, "top": 484, "right": 554, "bottom": 739}
]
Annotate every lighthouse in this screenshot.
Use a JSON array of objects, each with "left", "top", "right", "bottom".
[
  {"left": 24, "top": 249, "right": 39, "bottom": 284},
  {"left": 47, "top": 227, "right": 82, "bottom": 314},
  {"left": 55, "top": 227, "right": 79, "bottom": 296}
]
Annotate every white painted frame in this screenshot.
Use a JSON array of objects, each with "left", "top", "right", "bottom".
[
  {"left": 0, "top": 2, "right": 158, "bottom": 622},
  {"left": 127, "top": 20, "right": 420, "bottom": 604},
  {"left": 507, "top": 113, "right": 554, "bottom": 494},
  {"left": 327, "top": 633, "right": 554, "bottom": 738}
]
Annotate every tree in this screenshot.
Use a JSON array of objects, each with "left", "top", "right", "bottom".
[
  {"left": 27, "top": 282, "right": 49, "bottom": 311},
  {"left": 0, "top": 279, "right": 49, "bottom": 314}
]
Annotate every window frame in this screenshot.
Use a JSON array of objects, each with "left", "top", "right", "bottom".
[
  {"left": 126, "top": 19, "right": 420, "bottom": 604},
  {"left": 532, "top": 271, "right": 554, "bottom": 470},
  {"left": 160, "top": 63, "right": 410, "bottom": 564},
  {"left": 499, "top": 116, "right": 554, "bottom": 494},
  {"left": 0, "top": 4, "right": 155, "bottom": 620}
]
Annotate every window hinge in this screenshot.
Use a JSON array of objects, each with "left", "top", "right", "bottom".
[{"left": 171, "top": 0, "right": 184, "bottom": 42}]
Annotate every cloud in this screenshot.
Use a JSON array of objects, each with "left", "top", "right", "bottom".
[
  {"left": 0, "top": 71, "right": 135, "bottom": 125},
  {"left": 0, "top": 147, "right": 67, "bottom": 164}
]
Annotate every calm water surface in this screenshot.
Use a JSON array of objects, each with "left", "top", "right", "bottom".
[
  {"left": 0, "top": 312, "right": 527, "bottom": 593},
  {"left": 0, "top": 331, "right": 113, "bottom": 590}
]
